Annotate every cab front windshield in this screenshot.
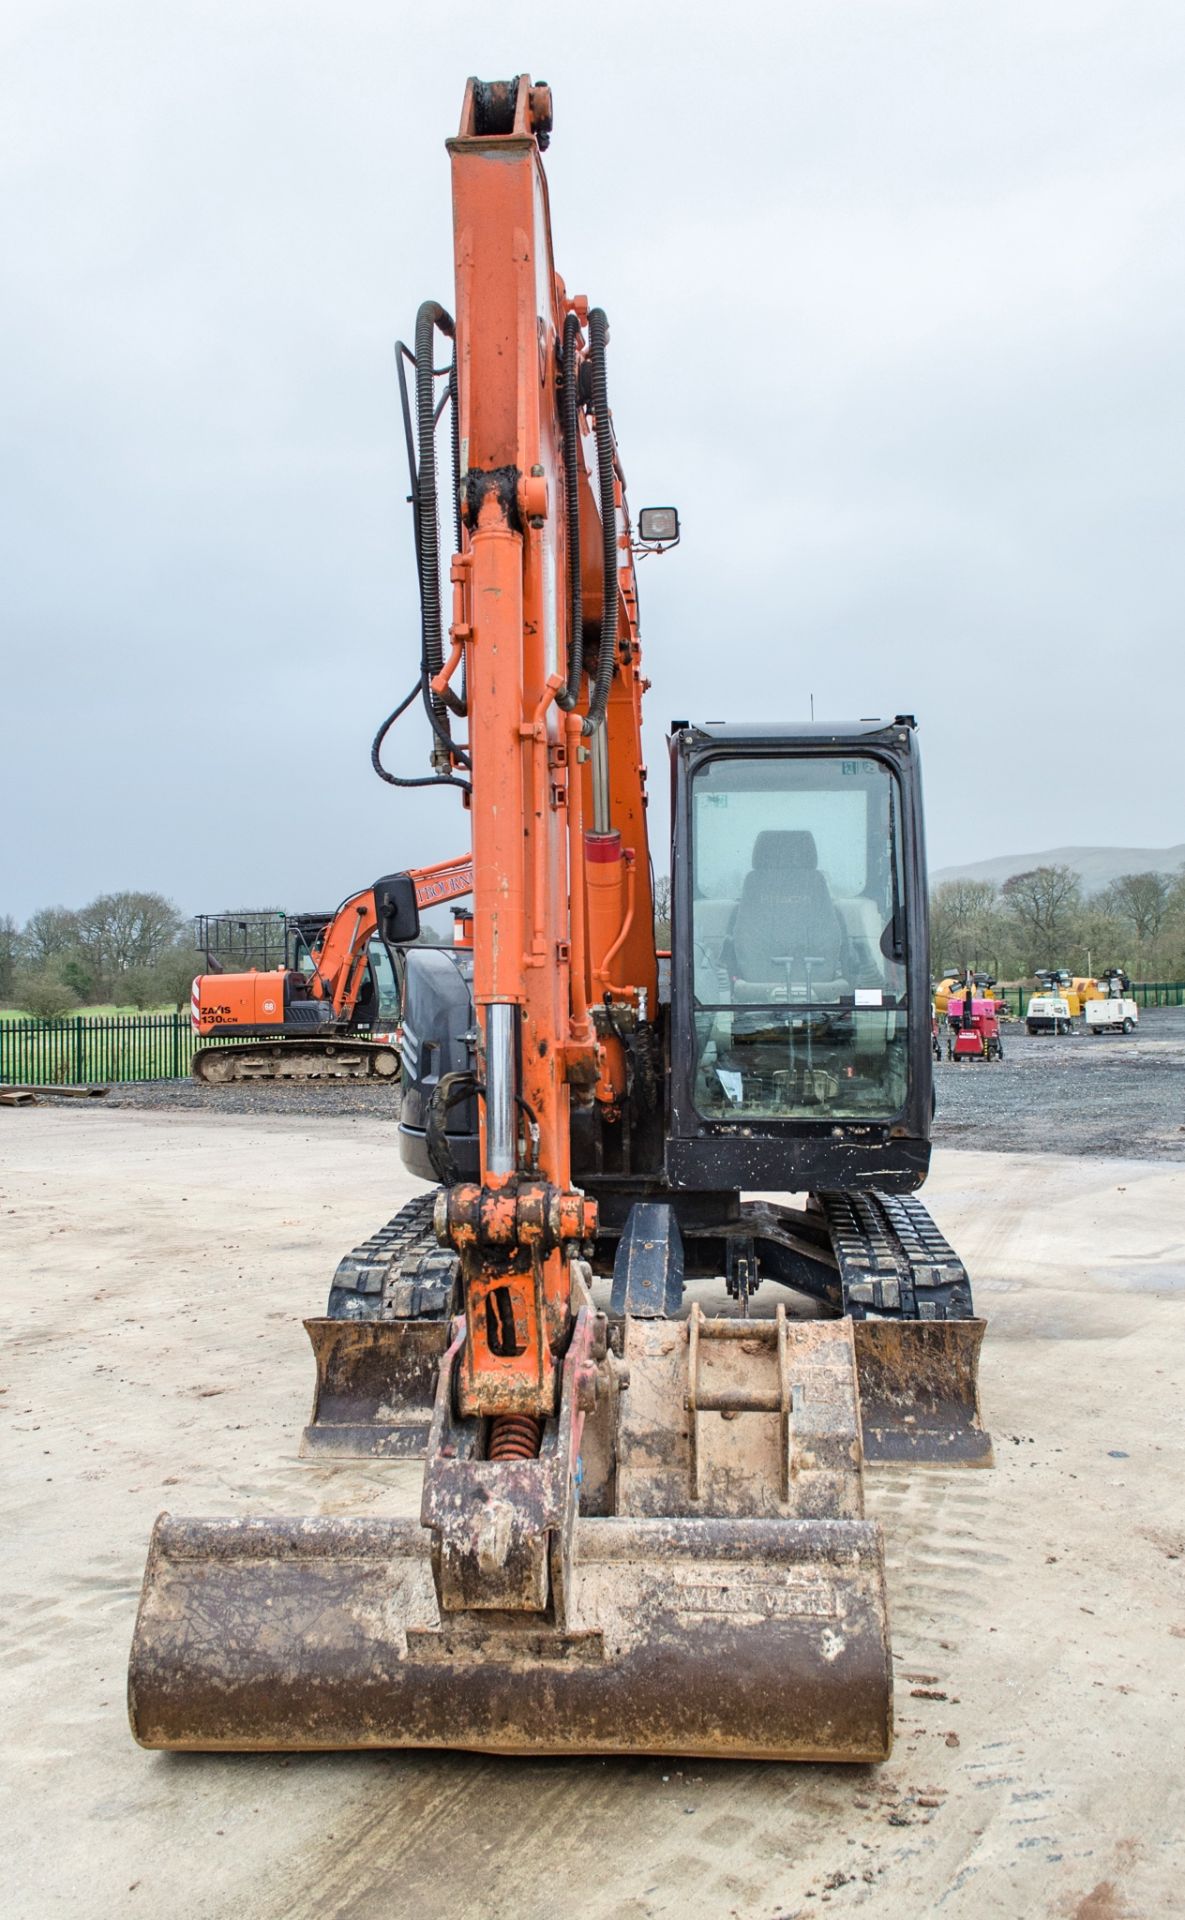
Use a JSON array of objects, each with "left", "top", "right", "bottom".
[{"left": 690, "top": 754, "right": 909, "bottom": 1121}]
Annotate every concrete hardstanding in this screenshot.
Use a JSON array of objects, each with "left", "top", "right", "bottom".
[{"left": 3, "top": 1109, "right": 1183, "bottom": 1917}]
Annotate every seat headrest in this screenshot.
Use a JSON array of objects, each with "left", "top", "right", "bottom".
[{"left": 751, "top": 829, "right": 818, "bottom": 872}]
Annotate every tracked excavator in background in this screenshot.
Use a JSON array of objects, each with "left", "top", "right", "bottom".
[
  {"left": 129, "top": 74, "right": 990, "bottom": 1763},
  {"left": 189, "top": 859, "right": 472, "bottom": 1082}
]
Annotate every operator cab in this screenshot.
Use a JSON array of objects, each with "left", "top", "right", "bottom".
[{"left": 668, "top": 718, "right": 932, "bottom": 1193}]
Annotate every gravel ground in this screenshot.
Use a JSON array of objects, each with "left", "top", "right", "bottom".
[
  {"left": 28, "top": 1004, "right": 1185, "bottom": 1160},
  {"left": 933, "top": 1003, "right": 1185, "bottom": 1161},
  {"left": 100, "top": 1075, "right": 403, "bottom": 1119}
]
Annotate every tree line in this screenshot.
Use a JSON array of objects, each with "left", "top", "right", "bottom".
[
  {"left": 1, "top": 892, "right": 452, "bottom": 1020},
  {"left": 4, "top": 864, "right": 1182, "bottom": 1020},
  {"left": 929, "top": 864, "right": 1185, "bottom": 982},
  {"left": 654, "top": 866, "right": 1185, "bottom": 983},
  {"left": 0, "top": 893, "right": 202, "bottom": 1018}
]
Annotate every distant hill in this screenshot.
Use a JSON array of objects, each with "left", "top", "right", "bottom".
[{"left": 931, "top": 844, "right": 1185, "bottom": 894}]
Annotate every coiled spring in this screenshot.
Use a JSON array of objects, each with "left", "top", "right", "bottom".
[{"left": 488, "top": 1414, "right": 543, "bottom": 1461}]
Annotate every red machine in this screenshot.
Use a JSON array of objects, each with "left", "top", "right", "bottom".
[
  {"left": 947, "top": 977, "right": 1004, "bottom": 1062},
  {"left": 190, "top": 858, "right": 472, "bottom": 1081}
]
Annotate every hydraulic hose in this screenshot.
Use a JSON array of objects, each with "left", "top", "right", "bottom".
[
  {"left": 583, "top": 307, "right": 618, "bottom": 735},
  {"left": 415, "top": 301, "right": 456, "bottom": 756},
  {"left": 556, "top": 310, "right": 584, "bottom": 712},
  {"left": 448, "top": 351, "right": 463, "bottom": 553},
  {"left": 371, "top": 678, "right": 471, "bottom": 794},
  {"left": 373, "top": 317, "right": 469, "bottom": 792},
  {"left": 448, "top": 350, "right": 466, "bottom": 714}
]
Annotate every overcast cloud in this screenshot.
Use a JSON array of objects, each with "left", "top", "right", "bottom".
[{"left": 2, "top": 0, "right": 1183, "bottom": 921}]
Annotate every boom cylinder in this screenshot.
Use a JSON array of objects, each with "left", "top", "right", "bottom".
[
  {"left": 467, "top": 504, "right": 527, "bottom": 1180},
  {"left": 484, "top": 1003, "right": 516, "bottom": 1175},
  {"left": 586, "top": 830, "right": 627, "bottom": 996},
  {"left": 590, "top": 721, "right": 611, "bottom": 834},
  {"left": 468, "top": 507, "right": 527, "bottom": 1008}
]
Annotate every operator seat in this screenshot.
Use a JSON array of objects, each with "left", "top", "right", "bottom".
[{"left": 730, "top": 829, "right": 849, "bottom": 1002}]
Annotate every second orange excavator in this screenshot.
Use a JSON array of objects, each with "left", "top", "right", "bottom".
[{"left": 190, "top": 858, "right": 471, "bottom": 1081}]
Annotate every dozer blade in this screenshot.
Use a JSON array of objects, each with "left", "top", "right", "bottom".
[
  {"left": 127, "top": 1510, "right": 891, "bottom": 1760},
  {"left": 300, "top": 1319, "right": 449, "bottom": 1461},
  {"left": 853, "top": 1317, "right": 992, "bottom": 1467}
]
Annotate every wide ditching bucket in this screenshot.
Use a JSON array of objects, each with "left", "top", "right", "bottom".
[
  {"left": 127, "top": 1510, "right": 891, "bottom": 1759},
  {"left": 128, "top": 1307, "right": 894, "bottom": 1761}
]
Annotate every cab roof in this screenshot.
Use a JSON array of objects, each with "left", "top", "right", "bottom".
[{"left": 673, "top": 717, "right": 917, "bottom": 745}]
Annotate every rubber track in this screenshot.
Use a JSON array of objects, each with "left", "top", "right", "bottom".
[
  {"left": 328, "top": 1189, "right": 458, "bottom": 1319},
  {"left": 192, "top": 1039, "right": 398, "bottom": 1084},
  {"left": 333, "top": 1188, "right": 971, "bottom": 1324},
  {"left": 818, "top": 1190, "right": 974, "bottom": 1322}
]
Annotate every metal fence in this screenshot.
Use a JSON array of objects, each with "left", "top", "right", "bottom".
[
  {"left": 1130, "top": 981, "right": 1185, "bottom": 1007},
  {"left": 4, "top": 985, "right": 1184, "bottom": 1087},
  {"left": 0, "top": 1013, "right": 202, "bottom": 1085}
]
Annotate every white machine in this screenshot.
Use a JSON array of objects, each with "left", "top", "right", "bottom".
[
  {"left": 1026, "top": 990, "right": 1074, "bottom": 1036},
  {"left": 1085, "top": 969, "right": 1138, "bottom": 1035}
]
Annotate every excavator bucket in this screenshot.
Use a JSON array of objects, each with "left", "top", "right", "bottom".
[
  {"left": 853, "top": 1318, "right": 992, "bottom": 1467},
  {"left": 128, "top": 1309, "right": 894, "bottom": 1760},
  {"left": 127, "top": 1511, "right": 891, "bottom": 1759},
  {"left": 300, "top": 1319, "right": 449, "bottom": 1461}
]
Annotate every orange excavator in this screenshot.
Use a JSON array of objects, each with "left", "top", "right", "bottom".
[
  {"left": 129, "top": 76, "right": 990, "bottom": 1763},
  {"left": 190, "top": 859, "right": 472, "bottom": 1082}
]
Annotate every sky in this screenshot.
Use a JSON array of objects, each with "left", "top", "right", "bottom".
[{"left": 3, "top": 0, "right": 1183, "bottom": 922}]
